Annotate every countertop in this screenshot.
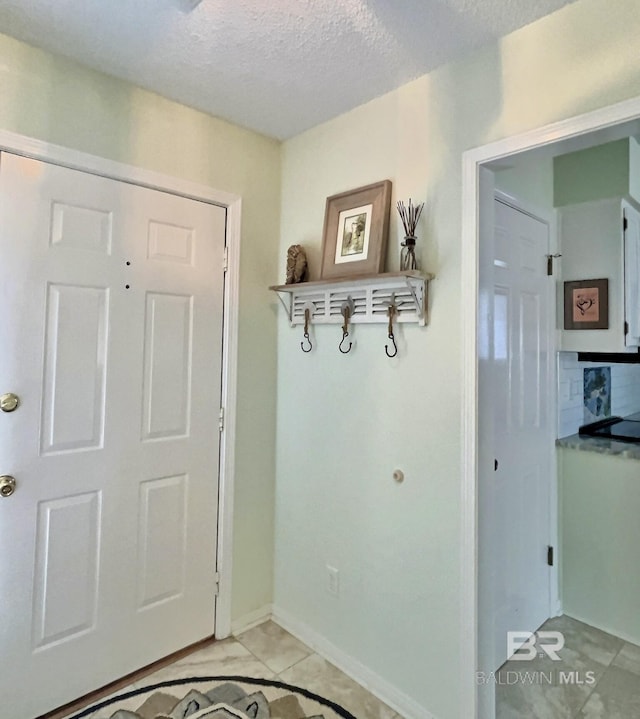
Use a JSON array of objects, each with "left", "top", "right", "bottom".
[{"left": 556, "top": 412, "right": 640, "bottom": 460}]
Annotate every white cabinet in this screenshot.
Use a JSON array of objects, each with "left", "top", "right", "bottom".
[
  {"left": 560, "top": 447, "right": 640, "bottom": 646},
  {"left": 624, "top": 202, "right": 640, "bottom": 345},
  {"left": 559, "top": 197, "right": 640, "bottom": 353}
]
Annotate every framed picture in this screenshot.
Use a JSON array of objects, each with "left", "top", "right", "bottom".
[
  {"left": 564, "top": 278, "right": 609, "bottom": 330},
  {"left": 319, "top": 180, "right": 392, "bottom": 279}
]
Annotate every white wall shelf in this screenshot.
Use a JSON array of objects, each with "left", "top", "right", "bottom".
[{"left": 269, "top": 270, "right": 434, "bottom": 327}]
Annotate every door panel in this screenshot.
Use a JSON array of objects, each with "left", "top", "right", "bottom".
[
  {"left": 42, "top": 284, "right": 109, "bottom": 453},
  {"left": 0, "top": 151, "right": 226, "bottom": 718},
  {"left": 142, "top": 293, "right": 193, "bottom": 440},
  {"left": 33, "top": 491, "right": 102, "bottom": 648},
  {"left": 50, "top": 201, "right": 113, "bottom": 254},
  {"left": 138, "top": 474, "right": 188, "bottom": 608},
  {"left": 147, "top": 220, "right": 194, "bottom": 264},
  {"left": 519, "top": 290, "right": 542, "bottom": 428}
]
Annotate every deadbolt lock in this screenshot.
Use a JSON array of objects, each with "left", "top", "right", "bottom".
[
  {"left": 0, "top": 393, "right": 19, "bottom": 413},
  {"left": 0, "top": 476, "right": 16, "bottom": 498}
]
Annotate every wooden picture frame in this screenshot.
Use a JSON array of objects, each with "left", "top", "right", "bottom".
[
  {"left": 564, "top": 278, "right": 609, "bottom": 330},
  {"left": 319, "top": 180, "right": 392, "bottom": 280}
]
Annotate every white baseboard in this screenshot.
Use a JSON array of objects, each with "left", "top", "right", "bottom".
[
  {"left": 563, "top": 611, "right": 640, "bottom": 647},
  {"left": 272, "top": 606, "right": 438, "bottom": 719},
  {"left": 553, "top": 598, "right": 563, "bottom": 617},
  {"left": 230, "top": 604, "right": 273, "bottom": 636}
]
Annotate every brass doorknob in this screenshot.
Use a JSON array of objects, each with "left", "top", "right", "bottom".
[
  {"left": 0, "top": 476, "right": 16, "bottom": 497},
  {"left": 0, "top": 393, "right": 19, "bottom": 412}
]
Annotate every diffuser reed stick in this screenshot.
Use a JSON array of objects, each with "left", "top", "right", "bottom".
[{"left": 397, "top": 198, "right": 424, "bottom": 238}]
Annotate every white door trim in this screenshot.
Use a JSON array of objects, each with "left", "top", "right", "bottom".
[
  {"left": 461, "top": 94, "right": 640, "bottom": 718},
  {"left": 494, "top": 188, "right": 550, "bottom": 227},
  {"left": 0, "top": 128, "right": 239, "bottom": 641}
]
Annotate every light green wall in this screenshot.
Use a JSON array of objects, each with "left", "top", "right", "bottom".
[
  {"left": 554, "top": 138, "right": 630, "bottom": 206},
  {"left": 494, "top": 153, "right": 555, "bottom": 213},
  {"left": 560, "top": 447, "right": 640, "bottom": 645},
  {"left": 630, "top": 137, "right": 640, "bottom": 201},
  {"left": 0, "top": 32, "right": 280, "bottom": 623},
  {"left": 276, "top": 1, "right": 640, "bottom": 717}
]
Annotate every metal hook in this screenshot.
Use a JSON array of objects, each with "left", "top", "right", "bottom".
[
  {"left": 339, "top": 309, "right": 352, "bottom": 353},
  {"left": 301, "top": 308, "right": 313, "bottom": 353},
  {"left": 385, "top": 302, "right": 398, "bottom": 358},
  {"left": 339, "top": 299, "right": 354, "bottom": 354},
  {"left": 385, "top": 331, "right": 397, "bottom": 358}
]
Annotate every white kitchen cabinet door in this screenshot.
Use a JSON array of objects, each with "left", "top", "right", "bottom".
[
  {"left": 559, "top": 197, "right": 637, "bottom": 353},
  {"left": 624, "top": 200, "right": 640, "bottom": 346}
]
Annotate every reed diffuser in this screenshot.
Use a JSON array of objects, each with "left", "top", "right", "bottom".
[{"left": 397, "top": 198, "right": 424, "bottom": 271}]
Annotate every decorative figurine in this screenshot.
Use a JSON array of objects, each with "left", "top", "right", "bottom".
[{"left": 285, "top": 244, "right": 309, "bottom": 284}]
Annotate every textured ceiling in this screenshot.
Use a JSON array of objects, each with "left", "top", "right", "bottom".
[{"left": 0, "top": 0, "right": 578, "bottom": 140}]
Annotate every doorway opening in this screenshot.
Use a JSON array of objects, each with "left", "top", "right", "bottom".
[{"left": 461, "top": 96, "right": 640, "bottom": 719}]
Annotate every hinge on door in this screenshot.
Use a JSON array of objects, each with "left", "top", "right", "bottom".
[
  {"left": 547, "top": 546, "right": 554, "bottom": 567},
  {"left": 218, "top": 406, "right": 224, "bottom": 433},
  {"left": 214, "top": 571, "right": 221, "bottom": 596},
  {"left": 223, "top": 246, "right": 228, "bottom": 273},
  {"left": 624, "top": 214, "right": 629, "bottom": 232},
  {"left": 546, "top": 254, "right": 562, "bottom": 276},
  {"left": 625, "top": 321, "right": 629, "bottom": 336}
]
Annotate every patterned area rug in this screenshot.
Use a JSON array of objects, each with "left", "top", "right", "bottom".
[{"left": 69, "top": 676, "right": 356, "bottom": 719}]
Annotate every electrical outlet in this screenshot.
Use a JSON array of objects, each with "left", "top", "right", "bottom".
[{"left": 326, "top": 565, "right": 339, "bottom": 597}]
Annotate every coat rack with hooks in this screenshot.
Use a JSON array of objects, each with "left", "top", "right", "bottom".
[{"left": 269, "top": 271, "right": 433, "bottom": 328}]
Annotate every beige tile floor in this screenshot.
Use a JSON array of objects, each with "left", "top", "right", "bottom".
[
  {"left": 66, "top": 620, "right": 402, "bottom": 719},
  {"left": 496, "top": 615, "right": 640, "bottom": 719}
]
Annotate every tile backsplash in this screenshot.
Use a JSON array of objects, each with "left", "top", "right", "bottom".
[
  {"left": 583, "top": 366, "right": 611, "bottom": 423},
  {"left": 558, "top": 352, "right": 640, "bottom": 437}
]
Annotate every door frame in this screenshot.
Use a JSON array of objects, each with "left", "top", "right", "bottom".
[
  {"left": 0, "top": 128, "right": 239, "bottom": 640},
  {"left": 461, "top": 94, "right": 640, "bottom": 718}
]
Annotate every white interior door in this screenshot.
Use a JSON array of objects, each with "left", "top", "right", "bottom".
[
  {"left": 0, "top": 152, "right": 226, "bottom": 718},
  {"left": 478, "top": 187, "right": 553, "bottom": 682}
]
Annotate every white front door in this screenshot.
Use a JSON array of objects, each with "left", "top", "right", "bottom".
[
  {"left": 0, "top": 152, "right": 226, "bottom": 718},
  {"left": 478, "top": 188, "right": 553, "bottom": 681}
]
